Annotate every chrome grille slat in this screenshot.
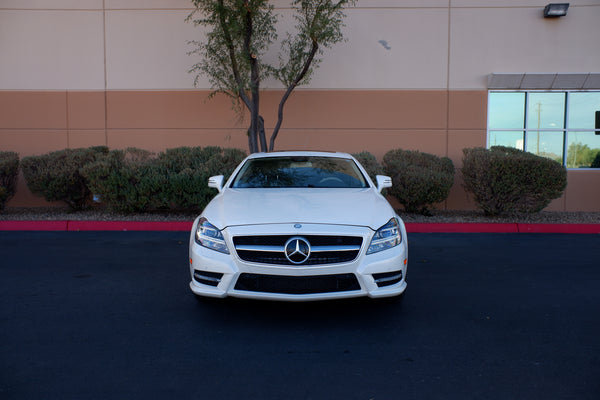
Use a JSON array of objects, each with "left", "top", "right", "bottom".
[
  {"left": 235, "top": 244, "right": 360, "bottom": 252},
  {"left": 233, "top": 235, "right": 363, "bottom": 265},
  {"left": 235, "top": 245, "right": 282, "bottom": 253}
]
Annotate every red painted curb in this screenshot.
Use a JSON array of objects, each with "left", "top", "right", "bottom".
[
  {"left": 67, "top": 220, "right": 193, "bottom": 231},
  {"left": 405, "top": 223, "right": 600, "bottom": 234},
  {"left": 517, "top": 223, "right": 600, "bottom": 234},
  {"left": 0, "top": 220, "right": 598, "bottom": 233},
  {"left": 0, "top": 220, "right": 193, "bottom": 232},
  {"left": 406, "top": 223, "right": 519, "bottom": 233},
  {"left": 0, "top": 220, "right": 69, "bottom": 231}
]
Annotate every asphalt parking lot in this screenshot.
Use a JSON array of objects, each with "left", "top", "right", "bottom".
[{"left": 1, "top": 231, "right": 599, "bottom": 400}]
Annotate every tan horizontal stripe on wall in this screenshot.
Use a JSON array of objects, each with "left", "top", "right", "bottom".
[
  {"left": 106, "top": 90, "right": 455, "bottom": 130},
  {"left": 0, "top": 92, "right": 68, "bottom": 129},
  {"left": 1, "top": 89, "right": 487, "bottom": 157}
]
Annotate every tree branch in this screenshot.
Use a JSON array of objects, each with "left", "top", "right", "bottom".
[
  {"left": 269, "top": 39, "right": 319, "bottom": 152},
  {"left": 217, "top": 0, "right": 252, "bottom": 112}
]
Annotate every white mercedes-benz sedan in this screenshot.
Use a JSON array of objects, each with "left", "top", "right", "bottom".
[{"left": 189, "top": 151, "right": 408, "bottom": 301}]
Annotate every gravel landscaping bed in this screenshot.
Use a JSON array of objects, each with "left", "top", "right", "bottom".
[{"left": 1, "top": 207, "right": 599, "bottom": 224}]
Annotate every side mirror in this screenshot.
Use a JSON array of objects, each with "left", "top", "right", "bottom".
[
  {"left": 208, "top": 175, "right": 225, "bottom": 193},
  {"left": 375, "top": 175, "right": 392, "bottom": 193}
]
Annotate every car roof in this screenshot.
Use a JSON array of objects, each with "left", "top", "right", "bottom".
[{"left": 245, "top": 151, "right": 354, "bottom": 160}]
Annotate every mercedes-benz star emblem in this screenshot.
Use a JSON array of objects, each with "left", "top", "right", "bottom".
[{"left": 284, "top": 237, "right": 311, "bottom": 264}]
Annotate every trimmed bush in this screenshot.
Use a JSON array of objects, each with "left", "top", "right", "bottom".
[
  {"left": 83, "top": 146, "right": 247, "bottom": 213},
  {"left": 203, "top": 147, "right": 247, "bottom": 179},
  {"left": 461, "top": 146, "right": 567, "bottom": 216},
  {"left": 21, "top": 147, "right": 108, "bottom": 210},
  {"left": 82, "top": 148, "right": 167, "bottom": 213},
  {"left": 0, "top": 151, "right": 20, "bottom": 211},
  {"left": 157, "top": 146, "right": 245, "bottom": 177},
  {"left": 156, "top": 146, "right": 246, "bottom": 210},
  {"left": 156, "top": 146, "right": 221, "bottom": 171},
  {"left": 352, "top": 151, "right": 384, "bottom": 183},
  {"left": 383, "top": 149, "right": 455, "bottom": 214}
]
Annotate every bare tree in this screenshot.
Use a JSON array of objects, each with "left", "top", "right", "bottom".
[{"left": 187, "top": 0, "right": 355, "bottom": 153}]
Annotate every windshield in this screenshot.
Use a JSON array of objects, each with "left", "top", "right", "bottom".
[{"left": 231, "top": 156, "right": 369, "bottom": 189}]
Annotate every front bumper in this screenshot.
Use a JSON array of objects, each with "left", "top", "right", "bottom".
[{"left": 189, "top": 219, "right": 408, "bottom": 301}]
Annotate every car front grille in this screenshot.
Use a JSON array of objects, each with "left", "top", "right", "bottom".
[
  {"left": 234, "top": 273, "right": 361, "bottom": 295},
  {"left": 232, "top": 235, "right": 363, "bottom": 266}
]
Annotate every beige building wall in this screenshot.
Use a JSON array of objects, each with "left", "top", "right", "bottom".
[{"left": 1, "top": 1, "right": 599, "bottom": 210}]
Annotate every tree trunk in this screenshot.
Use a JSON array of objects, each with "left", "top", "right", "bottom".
[
  {"left": 247, "top": 125, "right": 257, "bottom": 154},
  {"left": 258, "top": 116, "right": 267, "bottom": 152},
  {"left": 247, "top": 116, "right": 266, "bottom": 153},
  {"left": 243, "top": 1, "right": 265, "bottom": 154}
]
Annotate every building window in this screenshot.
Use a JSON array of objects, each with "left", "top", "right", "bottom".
[{"left": 488, "top": 91, "right": 600, "bottom": 169}]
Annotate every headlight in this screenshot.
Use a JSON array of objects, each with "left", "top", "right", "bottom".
[
  {"left": 367, "top": 218, "right": 402, "bottom": 254},
  {"left": 195, "top": 218, "right": 229, "bottom": 254}
]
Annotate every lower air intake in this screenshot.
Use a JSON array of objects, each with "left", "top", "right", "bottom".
[
  {"left": 193, "top": 270, "right": 223, "bottom": 287},
  {"left": 373, "top": 271, "right": 403, "bottom": 288},
  {"left": 234, "top": 273, "right": 360, "bottom": 295}
]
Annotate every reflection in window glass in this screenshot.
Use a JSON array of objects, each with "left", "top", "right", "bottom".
[
  {"left": 488, "top": 92, "right": 525, "bottom": 129},
  {"left": 525, "top": 131, "right": 564, "bottom": 164},
  {"left": 489, "top": 131, "right": 524, "bottom": 150},
  {"left": 527, "top": 92, "right": 565, "bottom": 130},
  {"left": 231, "top": 156, "right": 368, "bottom": 188},
  {"left": 566, "top": 132, "right": 600, "bottom": 168},
  {"left": 568, "top": 92, "right": 600, "bottom": 129},
  {"left": 488, "top": 91, "right": 600, "bottom": 168}
]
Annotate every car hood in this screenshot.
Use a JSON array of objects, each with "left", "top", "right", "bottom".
[{"left": 202, "top": 188, "right": 395, "bottom": 230}]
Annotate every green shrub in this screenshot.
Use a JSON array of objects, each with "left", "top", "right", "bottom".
[
  {"left": 82, "top": 148, "right": 167, "bottom": 213},
  {"left": 156, "top": 146, "right": 222, "bottom": 171},
  {"left": 157, "top": 146, "right": 245, "bottom": 177},
  {"left": 83, "top": 146, "right": 247, "bottom": 213},
  {"left": 0, "top": 151, "right": 20, "bottom": 211},
  {"left": 21, "top": 147, "right": 108, "bottom": 210},
  {"left": 203, "top": 147, "right": 247, "bottom": 179},
  {"left": 352, "top": 151, "right": 384, "bottom": 183},
  {"left": 461, "top": 146, "right": 567, "bottom": 216},
  {"left": 383, "top": 149, "right": 455, "bottom": 214},
  {"left": 156, "top": 146, "right": 246, "bottom": 210}
]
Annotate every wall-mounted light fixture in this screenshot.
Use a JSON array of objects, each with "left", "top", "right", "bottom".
[{"left": 544, "top": 3, "right": 569, "bottom": 18}]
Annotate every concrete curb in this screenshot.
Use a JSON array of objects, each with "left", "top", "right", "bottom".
[{"left": 0, "top": 220, "right": 599, "bottom": 233}]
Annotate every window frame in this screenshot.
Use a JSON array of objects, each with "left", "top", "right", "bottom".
[{"left": 487, "top": 90, "right": 600, "bottom": 170}]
